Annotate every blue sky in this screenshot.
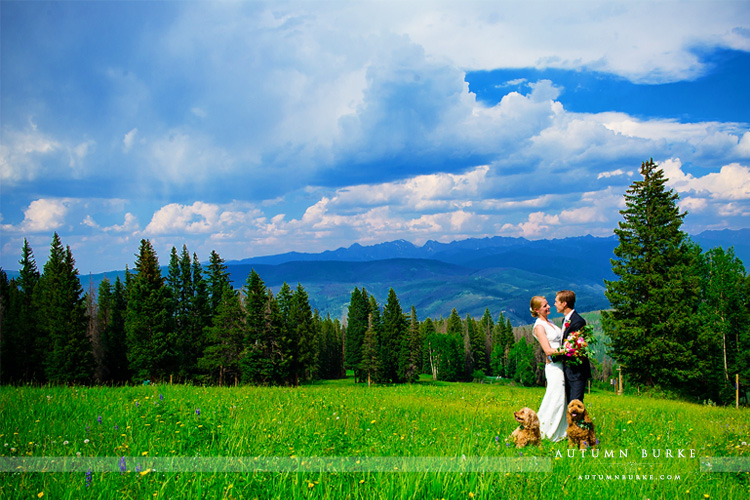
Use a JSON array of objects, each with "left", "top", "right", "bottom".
[{"left": 1, "top": 0, "right": 749, "bottom": 274}]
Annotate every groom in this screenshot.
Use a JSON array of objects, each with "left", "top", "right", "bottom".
[{"left": 555, "top": 290, "right": 592, "bottom": 403}]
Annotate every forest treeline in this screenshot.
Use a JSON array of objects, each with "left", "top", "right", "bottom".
[
  {"left": 1, "top": 161, "right": 749, "bottom": 404},
  {"left": 0, "top": 236, "right": 530, "bottom": 388}
]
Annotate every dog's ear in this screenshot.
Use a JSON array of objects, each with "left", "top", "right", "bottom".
[
  {"left": 531, "top": 411, "right": 540, "bottom": 428},
  {"left": 583, "top": 408, "right": 592, "bottom": 424}
]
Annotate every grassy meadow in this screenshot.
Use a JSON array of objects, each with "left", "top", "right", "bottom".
[{"left": 1, "top": 378, "right": 748, "bottom": 499}]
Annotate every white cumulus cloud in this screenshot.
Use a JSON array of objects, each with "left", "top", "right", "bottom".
[{"left": 1, "top": 199, "right": 70, "bottom": 234}]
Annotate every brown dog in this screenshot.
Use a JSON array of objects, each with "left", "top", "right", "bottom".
[
  {"left": 510, "top": 407, "right": 541, "bottom": 448},
  {"left": 566, "top": 399, "right": 596, "bottom": 449}
]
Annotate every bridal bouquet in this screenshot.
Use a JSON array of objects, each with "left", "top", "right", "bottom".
[{"left": 561, "top": 325, "right": 597, "bottom": 365}]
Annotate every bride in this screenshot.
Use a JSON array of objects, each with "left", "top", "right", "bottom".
[{"left": 529, "top": 295, "right": 567, "bottom": 441}]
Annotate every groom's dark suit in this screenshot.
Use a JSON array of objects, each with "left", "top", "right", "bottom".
[{"left": 562, "top": 311, "right": 591, "bottom": 403}]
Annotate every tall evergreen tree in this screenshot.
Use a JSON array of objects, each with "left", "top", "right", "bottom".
[
  {"left": 199, "top": 285, "right": 245, "bottom": 386},
  {"left": 0, "top": 269, "right": 11, "bottom": 382},
  {"left": 603, "top": 159, "right": 704, "bottom": 396},
  {"left": 95, "top": 277, "right": 129, "bottom": 382},
  {"left": 275, "top": 282, "right": 295, "bottom": 384},
  {"left": 491, "top": 314, "right": 515, "bottom": 378},
  {"left": 9, "top": 240, "right": 42, "bottom": 381},
  {"left": 317, "top": 312, "right": 344, "bottom": 379},
  {"left": 241, "top": 270, "right": 281, "bottom": 384},
  {"left": 360, "top": 313, "right": 380, "bottom": 386},
  {"left": 466, "top": 314, "right": 487, "bottom": 376},
  {"left": 167, "top": 246, "right": 193, "bottom": 379},
  {"left": 381, "top": 288, "right": 407, "bottom": 383},
  {"left": 345, "top": 287, "right": 369, "bottom": 382},
  {"left": 189, "top": 253, "right": 211, "bottom": 377},
  {"left": 291, "top": 283, "right": 317, "bottom": 384},
  {"left": 125, "top": 239, "right": 175, "bottom": 381},
  {"left": 206, "top": 250, "right": 232, "bottom": 316},
  {"left": 398, "top": 305, "right": 421, "bottom": 383},
  {"left": 480, "top": 308, "right": 494, "bottom": 374},
  {"left": 34, "top": 233, "right": 93, "bottom": 383}
]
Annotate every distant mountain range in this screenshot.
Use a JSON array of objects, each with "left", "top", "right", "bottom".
[
  {"left": 221, "top": 229, "right": 749, "bottom": 324},
  {"left": 6, "top": 229, "right": 748, "bottom": 326}
]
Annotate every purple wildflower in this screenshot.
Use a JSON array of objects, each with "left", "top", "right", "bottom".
[
  {"left": 195, "top": 408, "right": 201, "bottom": 417},
  {"left": 159, "top": 394, "right": 164, "bottom": 401},
  {"left": 86, "top": 468, "right": 92, "bottom": 488},
  {"left": 97, "top": 415, "right": 102, "bottom": 424},
  {"left": 119, "top": 456, "right": 126, "bottom": 475}
]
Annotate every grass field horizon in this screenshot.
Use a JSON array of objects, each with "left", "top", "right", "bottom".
[{"left": 1, "top": 378, "right": 748, "bottom": 499}]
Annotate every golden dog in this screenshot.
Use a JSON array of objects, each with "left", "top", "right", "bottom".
[
  {"left": 566, "top": 399, "right": 596, "bottom": 449},
  {"left": 510, "top": 407, "right": 541, "bottom": 448}
]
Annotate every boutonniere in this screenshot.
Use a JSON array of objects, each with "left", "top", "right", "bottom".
[{"left": 564, "top": 320, "right": 570, "bottom": 329}]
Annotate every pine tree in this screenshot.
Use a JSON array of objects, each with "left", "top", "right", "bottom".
[
  {"left": 291, "top": 283, "right": 317, "bottom": 384},
  {"left": 126, "top": 239, "right": 175, "bottom": 381},
  {"left": 466, "top": 314, "right": 487, "bottom": 376},
  {"left": 480, "top": 308, "right": 494, "bottom": 375},
  {"left": 398, "top": 305, "right": 421, "bottom": 383},
  {"left": 366, "top": 294, "right": 384, "bottom": 382},
  {"left": 381, "top": 288, "right": 407, "bottom": 383},
  {"left": 317, "top": 312, "right": 344, "bottom": 379},
  {"left": 446, "top": 308, "right": 465, "bottom": 380},
  {"left": 34, "top": 233, "right": 93, "bottom": 383},
  {"left": 603, "top": 159, "right": 703, "bottom": 396},
  {"left": 12, "top": 240, "right": 42, "bottom": 381},
  {"left": 199, "top": 285, "right": 245, "bottom": 386},
  {"left": 345, "top": 287, "right": 369, "bottom": 382},
  {"left": 167, "top": 246, "right": 193, "bottom": 379},
  {"left": 189, "top": 253, "right": 211, "bottom": 377},
  {"left": 241, "top": 270, "right": 280, "bottom": 384},
  {"left": 95, "top": 277, "right": 129, "bottom": 382},
  {"left": 276, "top": 282, "right": 296, "bottom": 384},
  {"left": 1, "top": 240, "right": 41, "bottom": 382},
  {"left": 0, "top": 269, "right": 11, "bottom": 382},
  {"left": 360, "top": 313, "right": 379, "bottom": 386},
  {"left": 206, "top": 250, "right": 232, "bottom": 316}
]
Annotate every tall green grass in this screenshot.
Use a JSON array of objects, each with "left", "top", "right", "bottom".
[{"left": 1, "top": 379, "right": 747, "bottom": 499}]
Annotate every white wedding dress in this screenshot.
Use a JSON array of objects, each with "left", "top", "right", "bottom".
[{"left": 532, "top": 318, "right": 567, "bottom": 442}]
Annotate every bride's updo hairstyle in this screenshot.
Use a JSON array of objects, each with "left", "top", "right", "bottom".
[{"left": 529, "top": 296, "right": 545, "bottom": 318}]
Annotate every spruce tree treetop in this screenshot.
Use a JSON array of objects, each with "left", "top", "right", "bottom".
[
  {"left": 134, "top": 239, "right": 164, "bottom": 289},
  {"left": 18, "top": 238, "right": 39, "bottom": 294},
  {"left": 207, "top": 250, "right": 231, "bottom": 315}
]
